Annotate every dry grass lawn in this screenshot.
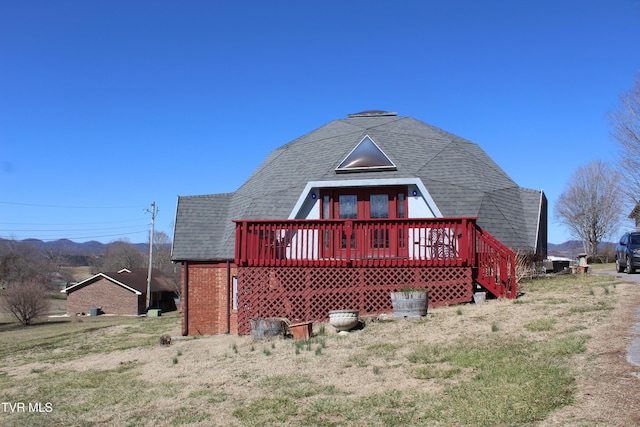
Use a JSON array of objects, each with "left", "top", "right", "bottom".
[{"left": 1, "top": 269, "right": 639, "bottom": 426}]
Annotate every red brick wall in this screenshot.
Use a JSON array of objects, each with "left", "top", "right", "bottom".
[
  {"left": 67, "top": 278, "right": 142, "bottom": 316},
  {"left": 182, "top": 262, "right": 237, "bottom": 336}
]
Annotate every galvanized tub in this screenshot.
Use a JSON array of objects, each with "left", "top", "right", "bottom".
[
  {"left": 390, "top": 290, "right": 428, "bottom": 320},
  {"left": 250, "top": 318, "right": 284, "bottom": 340}
]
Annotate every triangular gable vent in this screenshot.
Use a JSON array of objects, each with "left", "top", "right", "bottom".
[{"left": 336, "top": 135, "right": 396, "bottom": 173}]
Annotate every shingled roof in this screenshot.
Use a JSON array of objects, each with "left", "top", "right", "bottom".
[
  {"left": 62, "top": 268, "right": 176, "bottom": 294},
  {"left": 172, "top": 112, "right": 546, "bottom": 261}
]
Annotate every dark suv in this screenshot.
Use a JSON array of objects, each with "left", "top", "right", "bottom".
[{"left": 615, "top": 231, "right": 640, "bottom": 273}]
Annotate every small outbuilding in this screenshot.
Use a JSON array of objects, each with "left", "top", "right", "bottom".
[{"left": 61, "top": 268, "right": 177, "bottom": 316}]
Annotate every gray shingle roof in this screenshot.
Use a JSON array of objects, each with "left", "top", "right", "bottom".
[
  {"left": 172, "top": 113, "right": 546, "bottom": 261},
  {"left": 172, "top": 193, "right": 234, "bottom": 260}
]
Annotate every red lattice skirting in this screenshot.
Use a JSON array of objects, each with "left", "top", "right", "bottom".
[{"left": 237, "top": 265, "right": 473, "bottom": 335}]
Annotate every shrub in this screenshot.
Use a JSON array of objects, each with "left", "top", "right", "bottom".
[{"left": 0, "top": 280, "right": 50, "bottom": 325}]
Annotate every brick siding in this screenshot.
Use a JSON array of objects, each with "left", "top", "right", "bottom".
[
  {"left": 67, "top": 278, "right": 142, "bottom": 316},
  {"left": 182, "top": 262, "right": 238, "bottom": 336}
]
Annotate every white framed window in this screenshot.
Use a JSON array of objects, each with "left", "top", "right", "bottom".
[{"left": 232, "top": 276, "right": 238, "bottom": 310}]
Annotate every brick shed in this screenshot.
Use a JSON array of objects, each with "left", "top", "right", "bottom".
[{"left": 62, "top": 268, "right": 177, "bottom": 316}]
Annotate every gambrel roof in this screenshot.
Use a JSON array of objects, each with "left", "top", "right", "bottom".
[{"left": 172, "top": 112, "right": 546, "bottom": 261}]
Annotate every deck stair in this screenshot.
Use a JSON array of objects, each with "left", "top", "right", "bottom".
[{"left": 473, "top": 225, "right": 517, "bottom": 299}]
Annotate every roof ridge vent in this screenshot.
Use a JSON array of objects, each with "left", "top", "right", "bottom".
[{"left": 348, "top": 110, "right": 398, "bottom": 118}]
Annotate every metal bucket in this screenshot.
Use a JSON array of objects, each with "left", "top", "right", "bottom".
[{"left": 473, "top": 292, "right": 486, "bottom": 304}]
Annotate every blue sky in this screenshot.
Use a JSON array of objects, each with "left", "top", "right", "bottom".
[{"left": 1, "top": 0, "right": 639, "bottom": 245}]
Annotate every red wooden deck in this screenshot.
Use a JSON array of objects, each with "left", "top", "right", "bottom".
[{"left": 234, "top": 217, "right": 516, "bottom": 334}]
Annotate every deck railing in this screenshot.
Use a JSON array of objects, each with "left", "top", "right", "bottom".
[
  {"left": 475, "top": 226, "right": 517, "bottom": 299},
  {"left": 234, "top": 217, "right": 476, "bottom": 266},
  {"left": 234, "top": 217, "right": 517, "bottom": 299}
]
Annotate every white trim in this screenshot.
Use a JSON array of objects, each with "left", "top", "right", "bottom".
[
  {"left": 232, "top": 276, "right": 238, "bottom": 310},
  {"left": 289, "top": 178, "right": 442, "bottom": 219},
  {"left": 61, "top": 273, "right": 143, "bottom": 295}
]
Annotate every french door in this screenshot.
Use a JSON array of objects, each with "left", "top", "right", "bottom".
[{"left": 320, "top": 187, "right": 407, "bottom": 259}]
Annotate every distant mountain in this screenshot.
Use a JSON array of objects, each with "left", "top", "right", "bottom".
[
  {"left": 548, "top": 240, "right": 616, "bottom": 260},
  {"left": 548, "top": 241, "right": 584, "bottom": 258},
  {"left": 0, "top": 238, "right": 149, "bottom": 257}
]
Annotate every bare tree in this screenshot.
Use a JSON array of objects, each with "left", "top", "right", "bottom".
[
  {"left": 1, "top": 280, "right": 51, "bottom": 325},
  {"left": 0, "top": 241, "right": 54, "bottom": 287},
  {"left": 0, "top": 241, "right": 55, "bottom": 325},
  {"left": 43, "top": 242, "right": 68, "bottom": 269},
  {"left": 610, "top": 72, "right": 640, "bottom": 209},
  {"left": 151, "top": 231, "right": 181, "bottom": 297},
  {"left": 98, "top": 240, "right": 145, "bottom": 272},
  {"left": 151, "top": 231, "right": 172, "bottom": 271},
  {"left": 555, "top": 160, "right": 624, "bottom": 259}
]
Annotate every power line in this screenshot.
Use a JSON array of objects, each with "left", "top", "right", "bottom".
[
  {"left": 0, "top": 225, "right": 149, "bottom": 233},
  {"left": 0, "top": 201, "right": 148, "bottom": 209},
  {"left": 2, "top": 229, "right": 148, "bottom": 238},
  {"left": 0, "top": 200, "right": 162, "bottom": 242},
  {"left": 28, "top": 230, "right": 149, "bottom": 242},
  {"left": 0, "top": 219, "right": 149, "bottom": 226}
]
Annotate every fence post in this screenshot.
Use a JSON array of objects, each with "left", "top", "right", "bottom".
[
  {"left": 458, "top": 218, "right": 467, "bottom": 266},
  {"left": 508, "top": 253, "right": 517, "bottom": 298},
  {"left": 234, "top": 221, "right": 243, "bottom": 266},
  {"left": 468, "top": 219, "right": 476, "bottom": 266},
  {"left": 345, "top": 220, "right": 352, "bottom": 264}
]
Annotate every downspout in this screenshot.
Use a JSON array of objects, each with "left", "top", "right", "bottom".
[
  {"left": 181, "top": 261, "right": 189, "bottom": 336},
  {"left": 226, "top": 260, "right": 231, "bottom": 334}
]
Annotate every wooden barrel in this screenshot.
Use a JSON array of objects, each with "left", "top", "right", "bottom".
[
  {"left": 250, "top": 318, "right": 284, "bottom": 340},
  {"left": 390, "top": 291, "right": 428, "bottom": 320}
]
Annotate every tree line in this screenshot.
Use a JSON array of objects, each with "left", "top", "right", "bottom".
[{"left": 0, "top": 231, "right": 179, "bottom": 325}]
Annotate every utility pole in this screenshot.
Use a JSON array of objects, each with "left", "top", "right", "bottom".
[{"left": 145, "top": 202, "right": 157, "bottom": 311}]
